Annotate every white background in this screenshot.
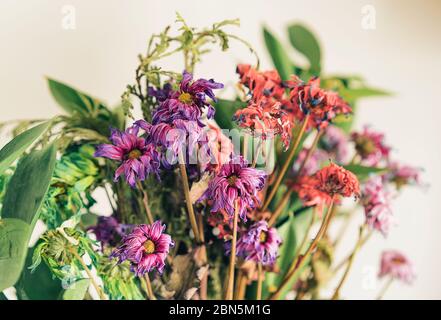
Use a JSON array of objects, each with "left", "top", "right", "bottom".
[{"left": 1, "top": 0, "right": 440, "bottom": 299}]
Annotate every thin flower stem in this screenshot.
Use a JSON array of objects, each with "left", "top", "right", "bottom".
[
  {"left": 287, "top": 209, "right": 317, "bottom": 276},
  {"left": 376, "top": 277, "right": 394, "bottom": 300},
  {"left": 257, "top": 263, "right": 263, "bottom": 300},
  {"left": 331, "top": 225, "right": 365, "bottom": 300},
  {"left": 137, "top": 181, "right": 154, "bottom": 225},
  {"left": 333, "top": 229, "right": 373, "bottom": 274},
  {"left": 262, "top": 115, "right": 310, "bottom": 212},
  {"left": 69, "top": 248, "right": 107, "bottom": 300},
  {"left": 295, "top": 129, "right": 323, "bottom": 177},
  {"left": 268, "top": 189, "right": 292, "bottom": 227},
  {"left": 142, "top": 274, "right": 157, "bottom": 300},
  {"left": 178, "top": 151, "right": 201, "bottom": 243},
  {"left": 270, "top": 196, "right": 335, "bottom": 300},
  {"left": 225, "top": 199, "right": 240, "bottom": 300},
  {"left": 252, "top": 139, "right": 262, "bottom": 168},
  {"left": 197, "top": 214, "right": 208, "bottom": 300},
  {"left": 235, "top": 271, "right": 247, "bottom": 300}
]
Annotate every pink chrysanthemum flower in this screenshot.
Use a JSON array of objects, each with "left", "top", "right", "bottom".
[
  {"left": 112, "top": 221, "right": 174, "bottom": 276},
  {"left": 362, "top": 176, "right": 394, "bottom": 236},
  {"left": 379, "top": 250, "right": 415, "bottom": 284},
  {"left": 386, "top": 161, "right": 422, "bottom": 190},
  {"left": 351, "top": 126, "right": 390, "bottom": 166},
  {"left": 94, "top": 122, "right": 161, "bottom": 187},
  {"left": 314, "top": 163, "right": 360, "bottom": 198},
  {"left": 199, "top": 156, "right": 266, "bottom": 221},
  {"left": 229, "top": 220, "right": 282, "bottom": 266},
  {"left": 288, "top": 76, "right": 352, "bottom": 130}
]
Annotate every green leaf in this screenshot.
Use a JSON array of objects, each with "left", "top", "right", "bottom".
[
  {"left": 213, "top": 99, "right": 246, "bottom": 130},
  {"left": 63, "top": 279, "right": 90, "bottom": 300},
  {"left": 16, "top": 246, "right": 63, "bottom": 300},
  {"left": 0, "top": 121, "right": 51, "bottom": 175},
  {"left": 2, "top": 142, "right": 57, "bottom": 226},
  {"left": 339, "top": 87, "right": 391, "bottom": 102},
  {"left": 47, "top": 78, "right": 105, "bottom": 116},
  {"left": 288, "top": 24, "right": 321, "bottom": 75},
  {"left": 263, "top": 27, "right": 293, "bottom": 80},
  {"left": 344, "top": 164, "right": 388, "bottom": 181},
  {"left": 0, "top": 143, "right": 57, "bottom": 291},
  {"left": 0, "top": 218, "right": 31, "bottom": 291}
]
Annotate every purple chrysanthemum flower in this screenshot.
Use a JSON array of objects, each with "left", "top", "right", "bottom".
[
  {"left": 362, "top": 176, "right": 394, "bottom": 236},
  {"left": 112, "top": 221, "right": 174, "bottom": 276},
  {"left": 94, "top": 122, "right": 161, "bottom": 187},
  {"left": 199, "top": 156, "right": 266, "bottom": 221},
  {"left": 151, "top": 71, "right": 223, "bottom": 126},
  {"left": 150, "top": 119, "right": 203, "bottom": 167},
  {"left": 229, "top": 220, "right": 282, "bottom": 266},
  {"left": 379, "top": 250, "right": 415, "bottom": 284},
  {"left": 88, "top": 216, "right": 132, "bottom": 247},
  {"left": 148, "top": 83, "right": 173, "bottom": 102}
]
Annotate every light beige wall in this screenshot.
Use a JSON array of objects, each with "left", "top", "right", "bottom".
[{"left": 1, "top": 0, "right": 440, "bottom": 299}]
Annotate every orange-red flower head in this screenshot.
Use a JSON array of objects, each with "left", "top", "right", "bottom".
[
  {"left": 288, "top": 76, "right": 352, "bottom": 129},
  {"left": 314, "top": 163, "right": 360, "bottom": 198}
]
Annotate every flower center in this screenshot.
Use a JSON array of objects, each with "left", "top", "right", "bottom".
[
  {"left": 143, "top": 239, "right": 156, "bottom": 254},
  {"left": 128, "top": 149, "right": 142, "bottom": 159},
  {"left": 178, "top": 92, "right": 193, "bottom": 104},
  {"left": 259, "top": 231, "right": 268, "bottom": 243},
  {"left": 354, "top": 136, "right": 376, "bottom": 157},
  {"left": 391, "top": 256, "right": 405, "bottom": 265},
  {"left": 227, "top": 174, "right": 238, "bottom": 186}
]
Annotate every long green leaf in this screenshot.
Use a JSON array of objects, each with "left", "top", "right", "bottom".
[
  {"left": 0, "top": 143, "right": 57, "bottom": 291},
  {"left": 263, "top": 27, "right": 293, "bottom": 80},
  {"left": 0, "top": 218, "right": 31, "bottom": 291},
  {"left": 2, "top": 143, "right": 57, "bottom": 225},
  {"left": 47, "top": 78, "right": 105, "bottom": 116},
  {"left": 339, "top": 87, "right": 391, "bottom": 102},
  {"left": 288, "top": 24, "right": 321, "bottom": 75},
  {"left": 344, "top": 164, "right": 388, "bottom": 181},
  {"left": 0, "top": 121, "right": 50, "bottom": 175}
]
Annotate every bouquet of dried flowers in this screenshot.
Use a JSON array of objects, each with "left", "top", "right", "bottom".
[{"left": 0, "top": 15, "right": 421, "bottom": 300}]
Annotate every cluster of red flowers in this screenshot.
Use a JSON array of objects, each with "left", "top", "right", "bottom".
[{"left": 233, "top": 64, "right": 293, "bottom": 150}]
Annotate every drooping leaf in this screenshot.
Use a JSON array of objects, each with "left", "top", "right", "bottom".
[
  {"left": 47, "top": 78, "right": 106, "bottom": 116},
  {"left": 0, "top": 121, "right": 51, "bottom": 175},
  {"left": 63, "top": 279, "right": 90, "bottom": 300},
  {"left": 213, "top": 99, "right": 246, "bottom": 130},
  {"left": 0, "top": 218, "right": 31, "bottom": 291},
  {"left": 288, "top": 24, "right": 321, "bottom": 75},
  {"left": 2, "top": 142, "right": 57, "bottom": 226},
  {"left": 263, "top": 27, "right": 294, "bottom": 80}
]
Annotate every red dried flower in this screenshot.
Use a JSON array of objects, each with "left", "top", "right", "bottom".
[
  {"left": 288, "top": 76, "right": 351, "bottom": 129},
  {"left": 314, "top": 163, "right": 360, "bottom": 198},
  {"left": 236, "top": 64, "right": 285, "bottom": 100},
  {"left": 291, "top": 175, "right": 334, "bottom": 213}
]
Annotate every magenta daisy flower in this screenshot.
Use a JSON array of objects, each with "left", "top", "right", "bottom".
[
  {"left": 94, "top": 122, "right": 161, "bottom": 187},
  {"left": 112, "top": 221, "right": 174, "bottom": 276},
  {"left": 362, "top": 176, "right": 394, "bottom": 236},
  {"left": 379, "top": 250, "right": 415, "bottom": 284},
  {"left": 199, "top": 156, "right": 266, "bottom": 221},
  {"left": 351, "top": 126, "right": 390, "bottom": 166},
  {"left": 230, "top": 220, "right": 282, "bottom": 266},
  {"left": 152, "top": 71, "right": 223, "bottom": 126}
]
